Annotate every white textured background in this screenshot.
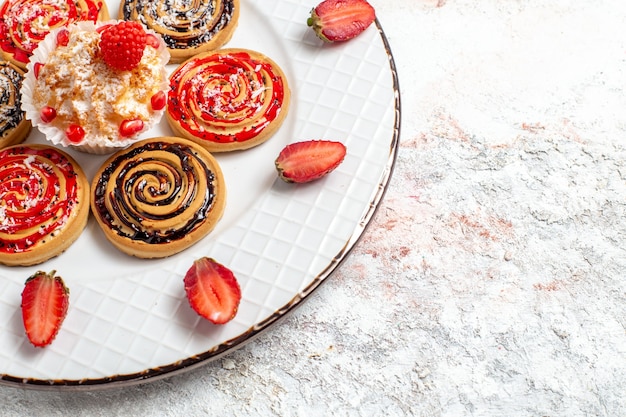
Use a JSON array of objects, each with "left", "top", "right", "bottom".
[{"left": 2, "top": 0, "right": 626, "bottom": 415}]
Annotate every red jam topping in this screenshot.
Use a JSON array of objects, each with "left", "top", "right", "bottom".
[
  {"left": 167, "top": 51, "right": 287, "bottom": 144},
  {"left": 0, "top": 0, "right": 103, "bottom": 60},
  {"left": 0, "top": 146, "right": 79, "bottom": 254}
]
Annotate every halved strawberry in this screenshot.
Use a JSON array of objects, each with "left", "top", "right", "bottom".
[
  {"left": 307, "top": 0, "right": 376, "bottom": 42},
  {"left": 21, "top": 270, "right": 70, "bottom": 347},
  {"left": 184, "top": 257, "right": 241, "bottom": 325},
  {"left": 275, "top": 140, "right": 347, "bottom": 183}
]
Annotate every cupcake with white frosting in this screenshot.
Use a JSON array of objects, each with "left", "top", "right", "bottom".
[{"left": 21, "top": 20, "right": 170, "bottom": 154}]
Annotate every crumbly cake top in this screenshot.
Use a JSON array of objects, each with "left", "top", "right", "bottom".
[{"left": 32, "top": 25, "right": 167, "bottom": 144}]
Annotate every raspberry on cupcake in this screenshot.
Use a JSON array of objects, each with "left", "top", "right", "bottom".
[{"left": 100, "top": 21, "right": 149, "bottom": 71}]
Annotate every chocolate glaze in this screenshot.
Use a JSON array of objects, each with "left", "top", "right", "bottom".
[
  {"left": 0, "top": 62, "right": 23, "bottom": 138},
  {"left": 121, "top": 0, "right": 235, "bottom": 49},
  {"left": 93, "top": 141, "right": 216, "bottom": 244}
]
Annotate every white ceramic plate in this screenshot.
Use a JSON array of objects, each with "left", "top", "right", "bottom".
[{"left": 0, "top": 0, "right": 400, "bottom": 389}]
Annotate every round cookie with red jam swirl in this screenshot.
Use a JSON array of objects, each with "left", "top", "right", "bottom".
[
  {"left": 166, "top": 48, "right": 290, "bottom": 152},
  {"left": 0, "top": 0, "right": 109, "bottom": 69},
  {"left": 91, "top": 137, "right": 227, "bottom": 259},
  {"left": 0, "top": 61, "right": 30, "bottom": 149},
  {"left": 21, "top": 21, "right": 170, "bottom": 154},
  {"left": 0, "top": 144, "right": 90, "bottom": 266},
  {"left": 119, "top": 0, "right": 239, "bottom": 64}
]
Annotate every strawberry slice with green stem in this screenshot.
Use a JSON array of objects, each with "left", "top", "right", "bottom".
[
  {"left": 21, "top": 270, "right": 70, "bottom": 347},
  {"left": 184, "top": 257, "right": 241, "bottom": 325},
  {"left": 307, "top": 0, "right": 376, "bottom": 42},
  {"left": 275, "top": 140, "right": 347, "bottom": 183}
]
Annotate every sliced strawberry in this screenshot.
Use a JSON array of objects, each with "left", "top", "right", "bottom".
[
  {"left": 275, "top": 140, "right": 347, "bottom": 183},
  {"left": 184, "top": 257, "right": 241, "bottom": 325},
  {"left": 307, "top": 0, "right": 376, "bottom": 42},
  {"left": 21, "top": 270, "right": 70, "bottom": 347}
]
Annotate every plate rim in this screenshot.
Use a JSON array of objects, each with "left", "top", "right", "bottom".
[{"left": 0, "top": 17, "right": 402, "bottom": 391}]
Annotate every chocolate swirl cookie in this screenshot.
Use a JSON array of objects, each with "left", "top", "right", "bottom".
[
  {"left": 0, "top": 61, "right": 30, "bottom": 148},
  {"left": 91, "top": 137, "right": 227, "bottom": 258},
  {"left": 166, "top": 48, "right": 290, "bottom": 152},
  {"left": 0, "top": 0, "right": 109, "bottom": 69},
  {"left": 0, "top": 144, "right": 90, "bottom": 266},
  {"left": 119, "top": 0, "right": 239, "bottom": 63}
]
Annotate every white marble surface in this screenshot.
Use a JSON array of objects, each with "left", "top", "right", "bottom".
[{"left": 2, "top": 0, "right": 626, "bottom": 415}]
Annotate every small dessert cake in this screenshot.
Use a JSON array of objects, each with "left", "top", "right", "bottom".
[
  {"left": 119, "top": 0, "right": 239, "bottom": 63},
  {"left": 0, "top": 61, "right": 30, "bottom": 148},
  {"left": 0, "top": 144, "right": 90, "bottom": 266},
  {"left": 91, "top": 137, "right": 227, "bottom": 259},
  {"left": 166, "top": 48, "right": 290, "bottom": 152},
  {"left": 20, "top": 20, "right": 170, "bottom": 154},
  {"left": 0, "top": 0, "right": 109, "bottom": 69}
]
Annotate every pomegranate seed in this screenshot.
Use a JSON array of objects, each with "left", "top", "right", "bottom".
[
  {"left": 40, "top": 106, "right": 56, "bottom": 123},
  {"left": 33, "top": 62, "right": 43, "bottom": 79},
  {"left": 150, "top": 91, "right": 166, "bottom": 111},
  {"left": 56, "top": 29, "right": 69, "bottom": 47},
  {"left": 66, "top": 124, "right": 85, "bottom": 143},
  {"left": 96, "top": 24, "right": 112, "bottom": 34},
  {"left": 146, "top": 34, "right": 160, "bottom": 49},
  {"left": 119, "top": 119, "right": 144, "bottom": 137}
]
